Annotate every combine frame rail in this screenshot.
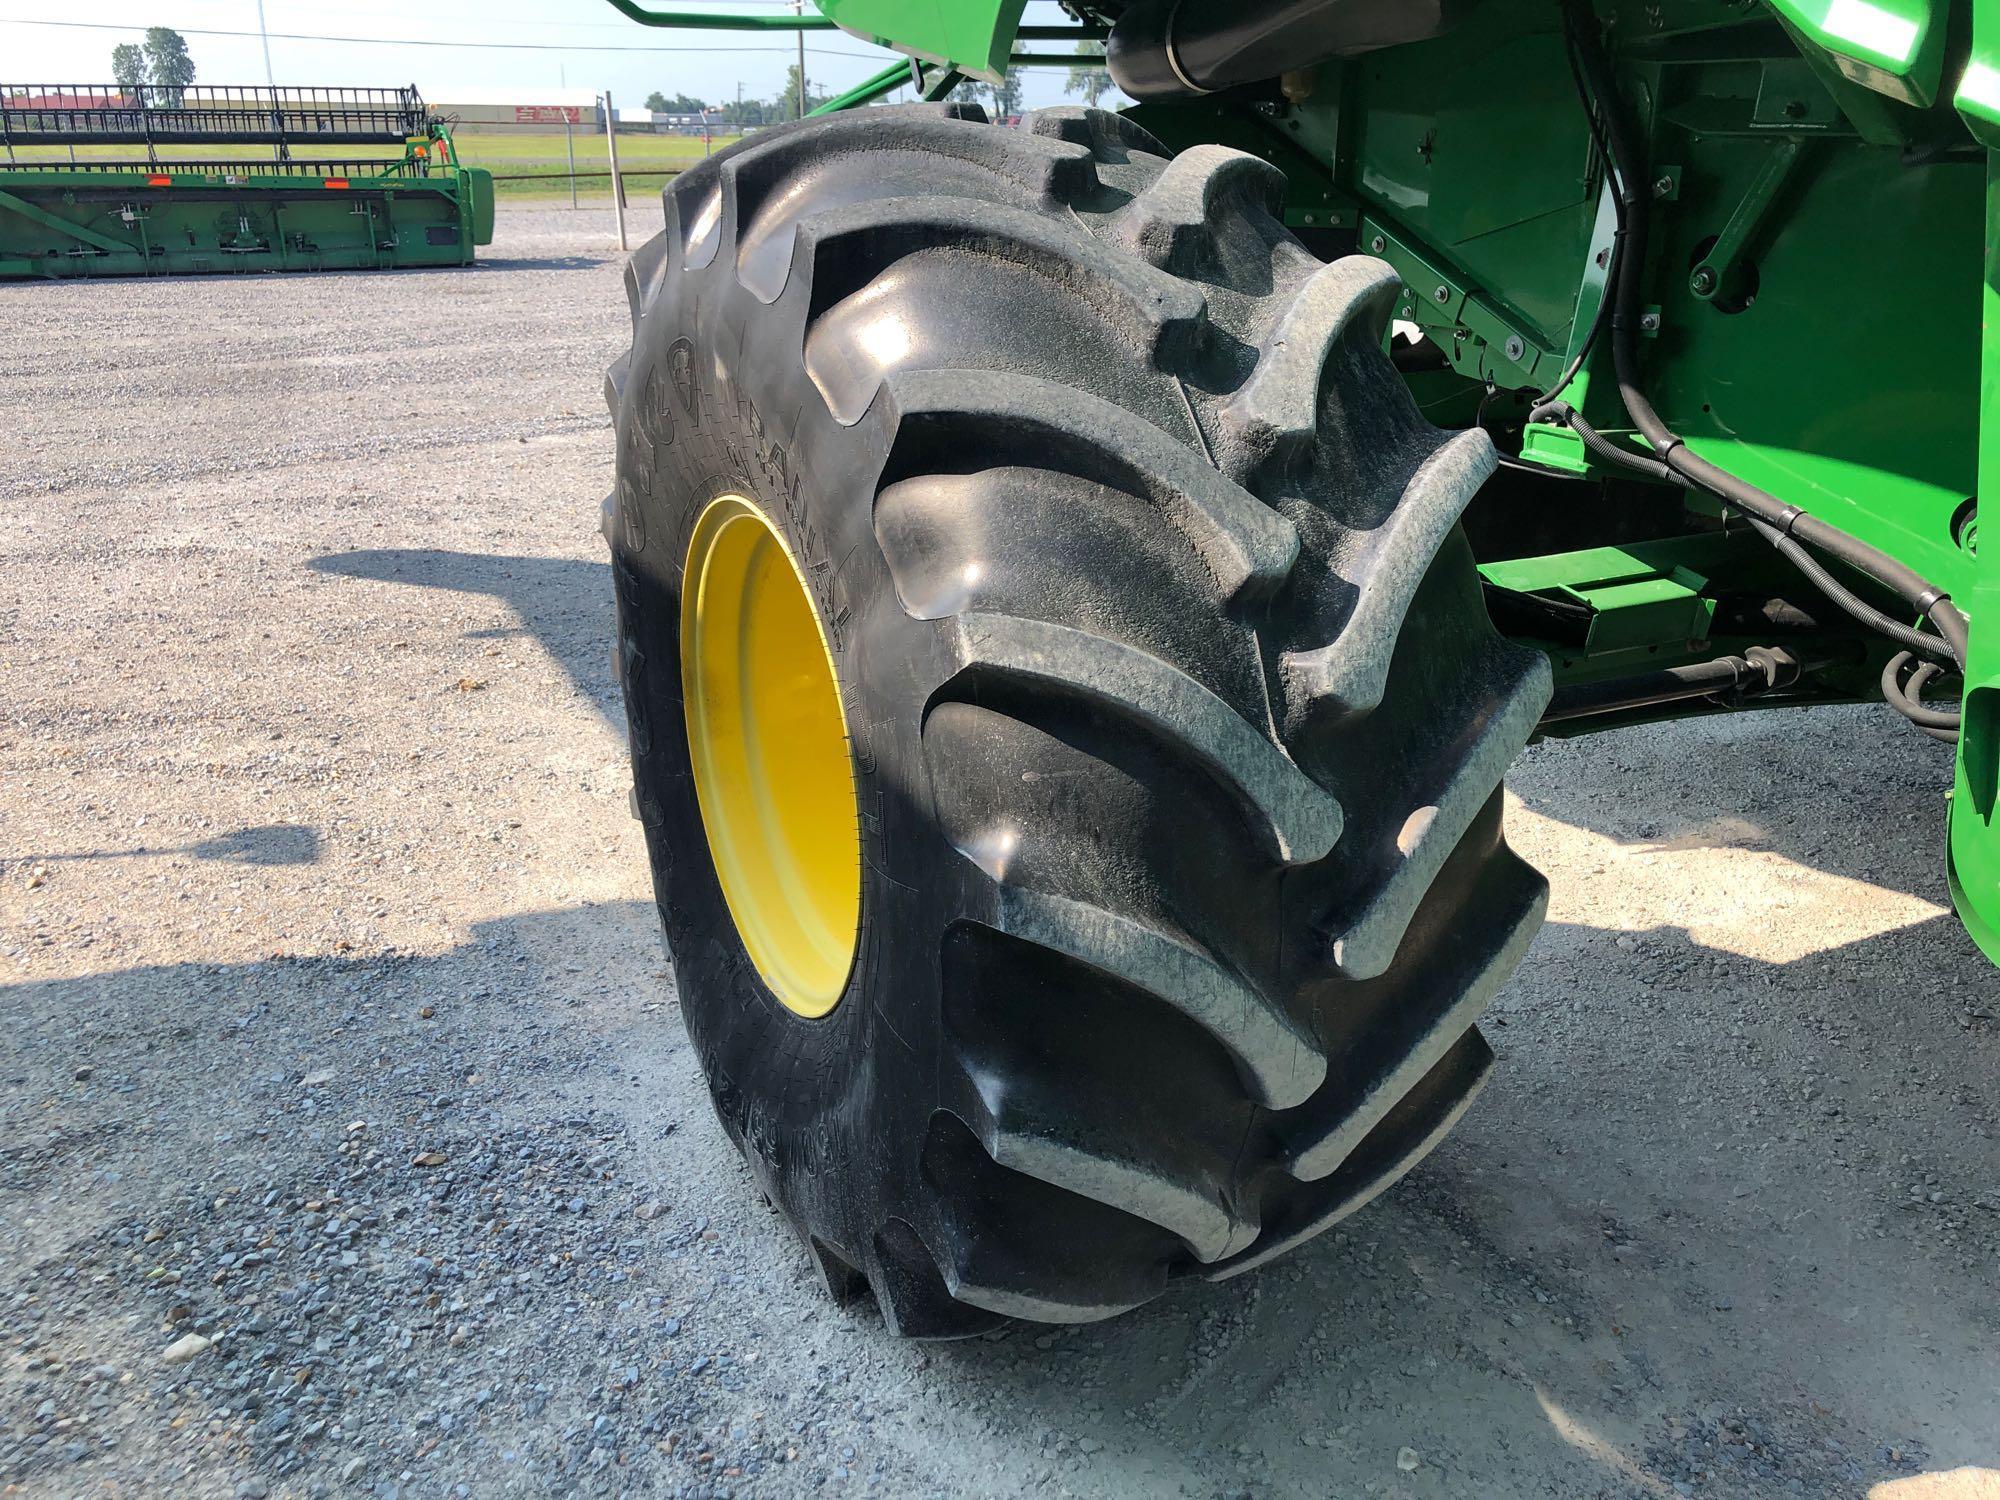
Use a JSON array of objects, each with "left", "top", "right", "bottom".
[{"left": 0, "top": 83, "right": 492, "bottom": 279}]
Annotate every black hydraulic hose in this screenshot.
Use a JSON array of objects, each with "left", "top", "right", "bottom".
[
  {"left": 1528, "top": 397, "right": 1673, "bottom": 482},
  {"left": 1881, "top": 652, "right": 1962, "bottom": 732},
  {"left": 1532, "top": 396, "right": 1957, "bottom": 667},
  {"left": 1526, "top": 403, "right": 1957, "bottom": 664},
  {"left": 1535, "top": 18, "right": 1625, "bottom": 403},
  {"left": 1740, "top": 515, "right": 1955, "bottom": 663},
  {"left": 1543, "top": 645, "right": 1808, "bottom": 724},
  {"left": 1561, "top": 0, "right": 1972, "bottom": 698}
]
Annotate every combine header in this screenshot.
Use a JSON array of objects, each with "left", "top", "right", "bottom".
[{"left": 0, "top": 84, "right": 492, "bottom": 278}]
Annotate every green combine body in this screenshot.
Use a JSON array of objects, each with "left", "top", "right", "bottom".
[
  {"left": 0, "top": 85, "right": 493, "bottom": 278},
  {"left": 641, "top": 0, "right": 2000, "bottom": 960},
  {"left": 590, "top": 0, "right": 1997, "bottom": 1332}
]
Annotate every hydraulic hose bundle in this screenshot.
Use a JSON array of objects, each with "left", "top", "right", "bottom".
[{"left": 1534, "top": 0, "right": 1969, "bottom": 742}]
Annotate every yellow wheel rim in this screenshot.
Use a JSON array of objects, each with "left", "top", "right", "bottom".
[{"left": 681, "top": 495, "right": 861, "bottom": 1017}]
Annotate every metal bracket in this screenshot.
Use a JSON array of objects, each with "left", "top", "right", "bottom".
[
  {"left": 1481, "top": 540, "right": 1722, "bottom": 661},
  {"left": 0, "top": 186, "right": 138, "bottom": 256},
  {"left": 1690, "top": 139, "right": 1807, "bottom": 303},
  {"left": 1360, "top": 215, "right": 1550, "bottom": 387}
]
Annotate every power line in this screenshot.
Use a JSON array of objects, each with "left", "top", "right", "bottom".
[{"left": 0, "top": 16, "right": 892, "bottom": 58}]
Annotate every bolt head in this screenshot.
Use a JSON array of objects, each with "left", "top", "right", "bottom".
[
  {"left": 1652, "top": 174, "right": 1675, "bottom": 198},
  {"left": 1690, "top": 267, "right": 1718, "bottom": 294},
  {"left": 1639, "top": 311, "right": 1662, "bottom": 332},
  {"left": 1433, "top": 285, "right": 1451, "bottom": 304},
  {"left": 1504, "top": 335, "right": 1526, "bottom": 362},
  {"left": 1369, "top": 235, "right": 1386, "bottom": 253}
]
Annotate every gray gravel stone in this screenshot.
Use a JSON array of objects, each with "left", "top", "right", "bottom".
[{"left": 0, "top": 201, "right": 1991, "bottom": 1500}]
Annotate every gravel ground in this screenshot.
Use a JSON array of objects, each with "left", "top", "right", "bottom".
[{"left": 2, "top": 205, "right": 1997, "bottom": 1500}]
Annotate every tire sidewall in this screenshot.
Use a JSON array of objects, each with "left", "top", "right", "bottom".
[{"left": 612, "top": 227, "right": 962, "bottom": 1262}]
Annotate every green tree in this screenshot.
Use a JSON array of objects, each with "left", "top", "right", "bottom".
[
  {"left": 142, "top": 26, "right": 195, "bottom": 104},
  {"left": 1065, "top": 42, "right": 1112, "bottom": 108},
  {"left": 775, "top": 63, "right": 830, "bottom": 121},
  {"left": 946, "top": 71, "right": 1023, "bottom": 118},
  {"left": 111, "top": 42, "right": 147, "bottom": 94},
  {"left": 645, "top": 91, "right": 711, "bottom": 113},
  {"left": 986, "top": 68, "right": 1024, "bottom": 119},
  {"left": 720, "top": 96, "right": 773, "bottom": 128},
  {"left": 949, "top": 70, "right": 1023, "bottom": 119}
]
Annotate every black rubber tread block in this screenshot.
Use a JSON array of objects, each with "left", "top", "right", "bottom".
[
  {"left": 874, "top": 463, "right": 1273, "bottom": 729},
  {"left": 1108, "top": 143, "right": 1286, "bottom": 277},
  {"left": 868, "top": 1218, "right": 1009, "bottom": 1340},
  {"left": 917, "top": 1113, "right": 1177, "bottom": 1323},
  {"left": 1288, "top": 541, "right": 1554, "bottom": 980},
  {"left": 875, "top": 369, "right": 1297, "bottom": 607},
  {"left": 622, "top": 230, "right": 670, "bottom": 332},
  {"left": 938, "top": 612, "right": 1341, "bottom": 866},
  {"left": 1280, "top": 793, "right": 1547, "bottom": 1181},
  {"left": 1026, "top": 105, "right": 1171, "bottom": 160},
  {"left": 659, "top": 101, "right": 990, "bottom": 271},
  {"left": 794, "top": 199, "right": 1207, "bottom": 426},
  {"left": 1276, "top": 427, "right": 1503, "bottom": 722},
  {"left": 970, "top": 884, "right": 1323, "bottom": 1110},
  {"left": 940, "top": 922, "right": 1263, "bottom": 1261},
  {"left": 1212, "top": 255, "right": 1404, "bottom": 487},
  {"left": 717, "top": 114, "right": 1100, "bottom": 302},
  {"left": 1205, "top": 1029, "right": 1495, "bottom": 1281}
]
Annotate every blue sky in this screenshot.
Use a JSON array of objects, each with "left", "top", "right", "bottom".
[{"left": 0, "top": 0, "right": 1104, "bottom": 110}]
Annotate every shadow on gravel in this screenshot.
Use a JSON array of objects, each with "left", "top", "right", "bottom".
[
  {"left": 5, "top": 895, "right": 1992, "bottom": 1492},
  {"left": 1512, "top": 702, "right": 1959, "bottom": 907},
  {"left": 306, "top": 548, "right": 620, "bottom": 732},
  {"left": 13, "top": 823, "right": 322, "bottom": 869},
  {"left": 474, "top": 254, "right": 616, "bottom": 272}
]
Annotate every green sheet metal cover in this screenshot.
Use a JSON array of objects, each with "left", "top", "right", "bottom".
[
  {"left": 1946, "top": 152, "right": 2000, "bottom": 965},
  {"left": 1764, "top": 0, "right": 1950, "bottom": 105},
  {"left": 816, "top": 0, "right": 1026, "bottom": 79}
]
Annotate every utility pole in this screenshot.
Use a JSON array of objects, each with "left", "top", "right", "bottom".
[
  {"left": 564, "top": 113, "right": 577, "bottom": 209},
  {"left": 794, "top": 0, "right": 807, "bottom": 119},
  {"left": 255, "top": 0, "right": 276, "bottom": 89},
  {"left": 255, "top": 0, "right": 278, "bottom": 161},
  {"left": 602, "top": 91, "right": 627, "bottom": 251}
]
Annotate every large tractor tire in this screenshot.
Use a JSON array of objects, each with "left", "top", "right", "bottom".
[{"left": 604, "top": 104, "right": 1552, "bottom": 1336}]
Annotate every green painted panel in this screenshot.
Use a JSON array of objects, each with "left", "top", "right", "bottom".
[
  {"left": 1482, "top": 537, "right": 1732, "bottom": 663},
  {"left": 1947, "top": 150, "right": 2000, "bottom": 963},
  {"left": 1347, "top": 13, "right": 1596, "bottom": 344},
  {"left": 1634, "top": 133, "right": 1980, "bottom": 596},
  {"left": 0, "top": 164, "right": 485, "bottom": 278},
  {"left": 817, "top": 0, "right": 1024, "bottom": 79}
]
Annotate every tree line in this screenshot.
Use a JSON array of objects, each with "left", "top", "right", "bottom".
[
  {"left": 643, "top": 70, "right": 817, "bottom": 128},
  {"left": 645, "top": 43, "right": 1113, "bottom": 127}
]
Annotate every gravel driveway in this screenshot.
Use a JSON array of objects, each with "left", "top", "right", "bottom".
[{"left": 3, "top": 205, "right": 1996, "bottom": 1499}]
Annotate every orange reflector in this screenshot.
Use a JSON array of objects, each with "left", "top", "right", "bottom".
[
  {"left": 323, "top": 177, "right": 350, "bottom": 189},
  {"left": 147, "top": 173, "right": 171, "bottom": 186}
]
